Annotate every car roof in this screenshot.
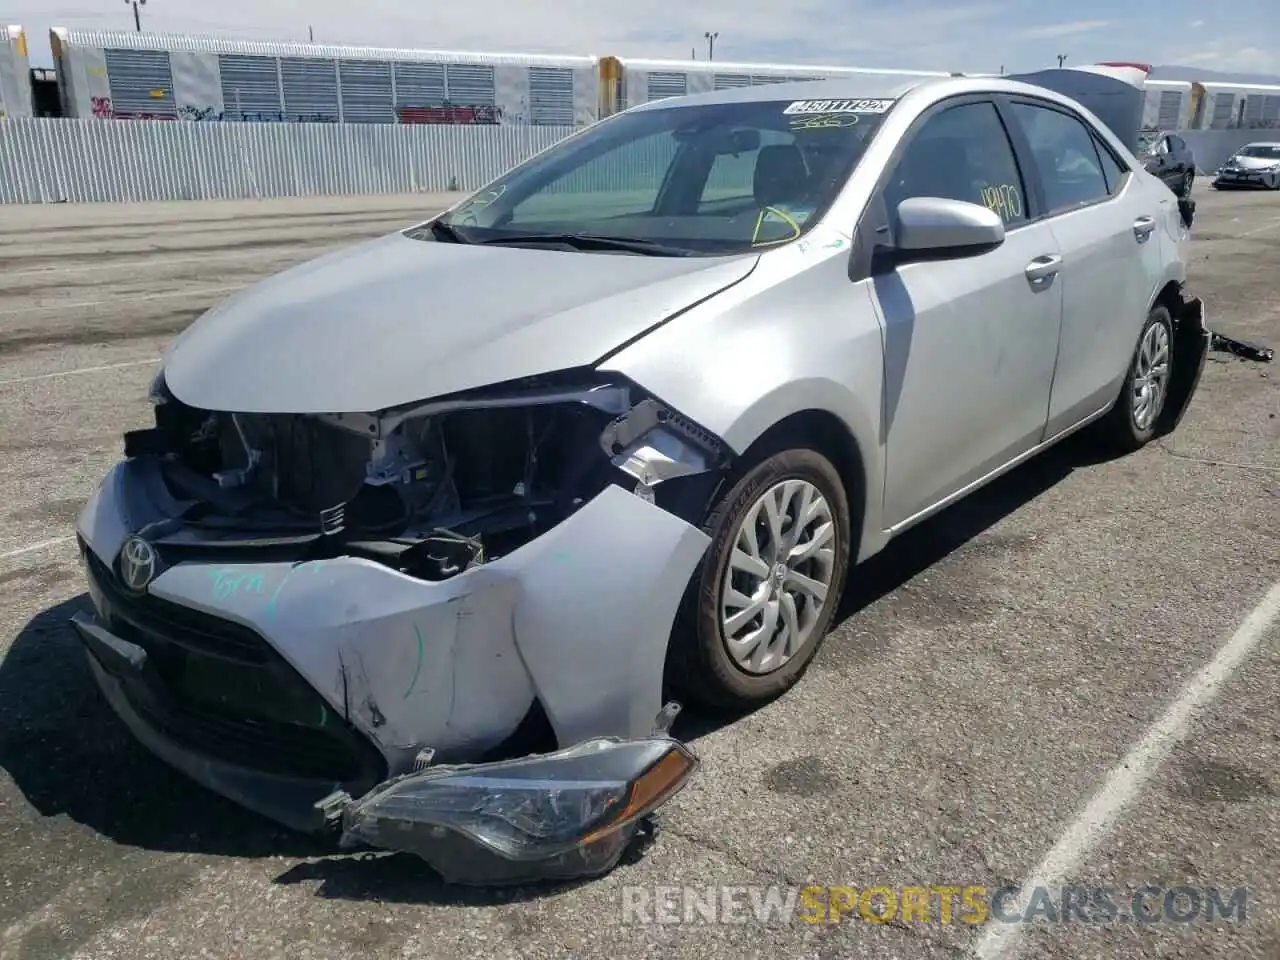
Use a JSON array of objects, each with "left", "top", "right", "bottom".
[{"left": 1243, "top": 141, "right": 1280, "bottom": 147}]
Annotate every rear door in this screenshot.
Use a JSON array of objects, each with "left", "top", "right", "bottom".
[
  {"left": 1003, "top": 97, "right": 1163, "bottom": 436},
  {"left": 873, "top": 98, "right": 1065, "bottom": 528}
]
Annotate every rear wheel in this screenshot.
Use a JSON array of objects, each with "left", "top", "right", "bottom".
[
  {"left": 666, "top": 447, "right": 851, "bottom": 709},
  {"left": 1093, "top": 304, "right": 1174, "bottom": 453}
]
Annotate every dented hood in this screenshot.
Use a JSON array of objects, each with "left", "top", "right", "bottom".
[{"left": 163, "top": 231, "right": 757, "bottom": 413}]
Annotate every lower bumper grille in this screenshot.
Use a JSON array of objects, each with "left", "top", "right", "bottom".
[{"left": 80, "top": 537, "right": 385, "bottom": 787}]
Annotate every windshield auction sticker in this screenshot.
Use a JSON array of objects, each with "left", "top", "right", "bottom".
[{"left": 783, "top": 98, "right": 894, "bottom": 115}]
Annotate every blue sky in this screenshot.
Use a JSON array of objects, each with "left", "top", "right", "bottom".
[{"left": 9, "top": 0, "right": 1279, "bottom": 77}]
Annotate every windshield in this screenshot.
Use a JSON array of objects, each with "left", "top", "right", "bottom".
[
  {"left": 426, "top": 97, "right": 893, "bottom": 256},
  {"left": 1239, "top": 144, "right": 1280, "bottom": 159}
]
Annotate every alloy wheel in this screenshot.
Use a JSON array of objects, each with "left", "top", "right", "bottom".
[
  {"left": 1132, "top": 320, "right": 1171, "bottom": 432},
  {"left": 719, "top": 479, "right": 838, "bottom": 675}
]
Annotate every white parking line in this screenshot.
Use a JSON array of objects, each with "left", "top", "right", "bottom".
[
  {"left": 973, "top": 578, "right": 1280, "bottom": 960},
  {"left": 0, "top": 357, "right": 161, "bottom": 387},
  {"left": 0, "top": 536, "right": 76, "bottom": 564},
  {"left": 1239, "top": 216, "right": 1280, "bottom": 239}
]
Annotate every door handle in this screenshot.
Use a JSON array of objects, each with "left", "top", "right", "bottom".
[
  {"left": 1133, "top": 216, "right": 1156, "bottom": 242},
  {"left": 1024, "top": 254, "right": 1062, "bottom": 290}
]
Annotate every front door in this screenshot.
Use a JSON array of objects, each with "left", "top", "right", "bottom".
[{"left": 876, "top": 99, "right": 1064, "bottom": 529}]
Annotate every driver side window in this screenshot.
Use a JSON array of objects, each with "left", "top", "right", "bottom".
[{"left": 885, "top": 101, "right": 1028, "bottom": 226}]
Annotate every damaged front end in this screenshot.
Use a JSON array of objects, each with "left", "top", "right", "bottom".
[
  {"left": 127, "top": 369, "right": 727, "bottom": 573},
  {"left": 72, "top": 370, "right": 731, "bottom": 883}
]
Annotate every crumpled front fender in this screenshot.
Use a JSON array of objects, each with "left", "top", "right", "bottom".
[{"left": 77, "top": 475, "right": 711, "bottom": 772}]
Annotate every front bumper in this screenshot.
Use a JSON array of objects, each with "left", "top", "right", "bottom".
[
  {"left": 1213, "top": 170, "right": 1278, "bottom": 187},
  {"left": 73, "top": 459, "right": 710, "bottom": 842}
]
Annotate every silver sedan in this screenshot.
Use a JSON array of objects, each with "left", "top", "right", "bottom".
[{"left": 72, "top": 67, "right": 1209, "bottom": 882}]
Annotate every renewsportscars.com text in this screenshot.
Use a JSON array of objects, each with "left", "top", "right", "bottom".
[{"left": 620, "top": 884, "right": 1249, "bottom": 926}]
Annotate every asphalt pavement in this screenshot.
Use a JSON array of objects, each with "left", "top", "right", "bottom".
[{"left": 0, "top": 180, "right": 1277, "bottom": 960}]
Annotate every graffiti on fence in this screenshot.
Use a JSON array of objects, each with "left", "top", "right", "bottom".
[
  {"left": 397, "top": 103, "right": 505, "bottom": 125},
  {"left": 179, "top": 104, "right": 226, "bottom": 122}
]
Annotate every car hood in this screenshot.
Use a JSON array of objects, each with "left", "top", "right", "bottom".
[
  {"left": 1223, "top": 155, "right": 1279, "bottom": 170},
  {"left": 163, "top": 231, "right": 758, "bottom": 414}
]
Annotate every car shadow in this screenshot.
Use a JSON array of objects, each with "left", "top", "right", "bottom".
[
  {"left": 0, "top": 593, "right": 331, "bottom": 860},
  {"left": 0, "top": 430, "right": 1103, "bottom": 903}
]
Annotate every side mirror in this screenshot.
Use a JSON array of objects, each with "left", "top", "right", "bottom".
[{"left": 893, "top": 196, "right": 1005, "bottom": 258}]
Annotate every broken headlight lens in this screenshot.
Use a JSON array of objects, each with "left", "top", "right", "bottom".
[{"left": 340, "top": 737, "right": 698, "bottom": 885}]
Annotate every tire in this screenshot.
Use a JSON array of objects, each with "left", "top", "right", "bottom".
[
  {"left": 1180, "top": 169, "right": 1195, "bottom": 197},
  {"left": 1093, "top": 304, "right": 1174, "bottom": 453},
  {"left": 665, "top": 447, "right": 852, "bottom": 709}
]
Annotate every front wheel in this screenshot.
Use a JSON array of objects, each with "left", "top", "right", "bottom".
[
  {"left": 1093, "top": 304, "right": 1174, "bottom": 453},
  {"left": 1180, "top": 169, "right": 1195, "bottom": 197},
  {"left": 666, "top": 447, "right": 851, "bottom": 709}
]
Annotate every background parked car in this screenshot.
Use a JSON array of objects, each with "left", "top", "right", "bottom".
[
  {"left": 1213, "top": 142, "right": 1280, "bottom": 190},
  {"left": 1140, "top": 130, "right": 1197, "bottom": 197}
]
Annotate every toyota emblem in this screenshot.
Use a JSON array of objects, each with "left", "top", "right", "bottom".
[{"left": 118, "top": 536, "right": 158, "bottom": 593}]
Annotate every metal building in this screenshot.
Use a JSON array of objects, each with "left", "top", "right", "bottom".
[
  {"left": 0, "top": 25, "right": 32, "bottom": 118},
  {"left": 1192, "top": 81, "right": 1280, "bottom": 130},
  {"left": 49, "top": 27, "right": 601, "bottom": 125},
  {"left": 598, "top": 56, "right": 949, "bottom": 114}
]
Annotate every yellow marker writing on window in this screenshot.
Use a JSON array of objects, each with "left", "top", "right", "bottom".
[
  {"left": 979, "top": 183, "right": 1023, "bottom": 221},
  {"left": 750, "top": 205, "right": 803, "bottom": 247},
  {"left": 789, "top": 113, "right": 859, "bottom": 130}
]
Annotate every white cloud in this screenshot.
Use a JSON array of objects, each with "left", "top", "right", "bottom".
[
  {"left": 1169, "top": 39, "right": 1280, "bottom": 76},
  {"left": 1017, "top": 20, "right": 1110, "bottom": 40}
]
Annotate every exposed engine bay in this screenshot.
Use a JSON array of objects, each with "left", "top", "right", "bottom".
[{"left": 124, "top": 374, "right": 728, "bottom": 581}]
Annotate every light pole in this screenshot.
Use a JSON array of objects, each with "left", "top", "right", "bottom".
[
  {"left": 125, "top": 0, "right": 146, "bottom": 32},
  {"left": 1057, "top": 53, "right": 1067, "bottom": 67},
  {"left": 705, "top": 31, "right": 718, "bottom": 61}
]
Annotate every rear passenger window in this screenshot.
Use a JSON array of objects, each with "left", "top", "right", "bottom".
[
  {"left": 1009, "top": 101, "right": 1111, "bottom": 213},
  {"left": 884, "top": 101, "right": 1028, "bottom": 226},
  {"left": 1091, "top": 134, "right": 1130, "bottom": 195}
]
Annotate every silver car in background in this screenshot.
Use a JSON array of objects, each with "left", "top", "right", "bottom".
[
  {"left": 71, "top": 66, "right": 1208, "bottom": 884},
  {"left": 1213, "top": 142, "right": 1280, "bottom": 189}
]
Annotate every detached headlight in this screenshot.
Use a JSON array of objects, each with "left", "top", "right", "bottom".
[{"left": 334, "top": 736, "right": 699, "bottom": 885}]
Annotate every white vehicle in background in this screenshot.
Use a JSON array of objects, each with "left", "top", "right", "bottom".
[{"left": 1213, "top": 142, "right": 1280, "bottom": 189}]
